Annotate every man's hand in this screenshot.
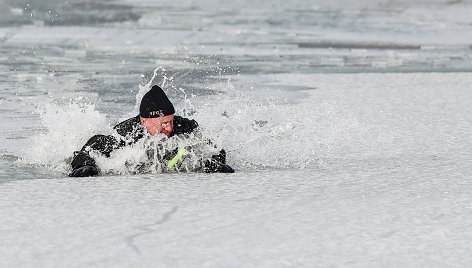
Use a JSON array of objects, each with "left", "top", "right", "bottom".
[
  {"left": 204, "top": 160, "right": 235, "bottom": 173},
  {"left": 203, "top": 149, "right": 234, "bottom": 173},
  {"left": 215, "top": 163, "right": 234, "bottom": 173},
  {"left": 69, "top": 165, "right": 99, "bottom": 177}
]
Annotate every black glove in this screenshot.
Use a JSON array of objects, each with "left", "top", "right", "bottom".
[
  {"left": 203, "top": 149, "right": 234, "bottom": 173},
  {"left": 69, "top": 165, "right": 99, "bottom": 177},
  {"left": 204, "top": 159, "right": 234, "bottom": 173},
  {"left": 215, "top": 163, "right": 234, "bottom": 173}
]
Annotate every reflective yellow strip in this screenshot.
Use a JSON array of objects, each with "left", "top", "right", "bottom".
[{"left": 167, "top": 148, "right": 186, "bottom": 169}]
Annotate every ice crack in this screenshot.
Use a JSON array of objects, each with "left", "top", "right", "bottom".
[{"left": 125, "top": 206, "right": 178, "bottom": 254}]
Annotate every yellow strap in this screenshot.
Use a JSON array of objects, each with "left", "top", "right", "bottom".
[{"left": 167, "top": 147, "right": 186, "bottom": 169}]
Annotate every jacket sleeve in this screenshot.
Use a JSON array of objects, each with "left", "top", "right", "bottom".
[
  {"left": 171, "top": 116, "right": 199, "bottom": 136},
  {"left": 71, "top": 134, "right": 119, "bottom": 170}
]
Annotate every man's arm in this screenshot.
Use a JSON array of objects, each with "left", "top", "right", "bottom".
[{"left": 69, "top": 134, "right": 119, "bottom": 177}]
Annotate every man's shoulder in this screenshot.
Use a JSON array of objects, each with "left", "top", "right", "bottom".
[
  {"left": 172, "top": 115, "right": 199, "bottom": 135},
  {"left": 113, "top": 115, "right": 141, "bottom": 137}
]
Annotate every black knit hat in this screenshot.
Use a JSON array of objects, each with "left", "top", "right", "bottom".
[{"left": 139, "top": 85, "right": 175, "bottom": 118}]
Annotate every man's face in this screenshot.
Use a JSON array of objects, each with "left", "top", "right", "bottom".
[{"left": 140, "top": 114, "right": 174, "bottom": 137}]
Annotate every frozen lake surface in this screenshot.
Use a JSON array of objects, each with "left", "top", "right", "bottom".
[{"left": 1, "top": 0, "right": 472, "bottom": 267}]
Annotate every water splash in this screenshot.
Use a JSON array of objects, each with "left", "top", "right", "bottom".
[
  {"left": 94, "top": 129, "right": 221, "bottom": 175},
  {"left": 131, "top": 66, "right": 167, "bottom": 117},
  {"left": 20, "top": 97, "right": 109, "bottom": 174},
  {"left": 19, "top": 66, "right": 369, "bottom": 175}
]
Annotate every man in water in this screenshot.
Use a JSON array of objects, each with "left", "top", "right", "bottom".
[{"left": 69, "top": 85, "right": 234, "bottom": 177}]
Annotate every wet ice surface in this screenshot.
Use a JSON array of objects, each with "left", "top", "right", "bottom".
[
  {"left": 1, "top": 166, "right": 471, "bottom": 267},
  {"left": 1, "top": 0, "right": 472, "bottom": 266}
]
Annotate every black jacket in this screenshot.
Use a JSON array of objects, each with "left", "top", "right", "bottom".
[{"left": 70, "top": 115, "right": 232, "bottom": 174}]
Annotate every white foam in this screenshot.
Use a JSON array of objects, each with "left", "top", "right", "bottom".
[{"left": 21, "top": 98, "right": 110, "bottom": 174}]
